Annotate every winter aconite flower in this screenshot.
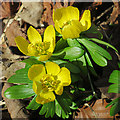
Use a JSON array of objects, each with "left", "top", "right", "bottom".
[
  {"left": 15, "top": 25, "right": 55, "bottom": 61},
  {"left": 53, "top": 6, "right": 91, "bottom": 39},
  {"left": 28, "top": 62, "right": 71, "bottom": 104}
]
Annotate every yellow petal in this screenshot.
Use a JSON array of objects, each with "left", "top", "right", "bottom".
[
  {"left": 27, "top": 26, "right": 42, "bottom": 45},
  {"left": 15, "top": 36, "right": 29, "bottom": 55},
  {"left": 54, "top": 21, "right": 62, "bottom": 34},
  {"left": 53, "top": 9, "right": 62, "bottom": 23},
  {"left": 43, "top": 25, "right": 55, "bottom": 53},
  {"left": 45, "top": 62, "right": 60, "bottom": 76},
  {"left": 80, "top": 10, "right": 91, "bottom": 31},
  {"left": 62, "top": 20, "right": 82, "bottom": 39},
  {"left": 38, "top": 53, "right": 52, "bottom": 61},
  {"left": 33, "top": 81, "right": 42, "bottom": 94},
  {"left": 53, "top": 6, "right": 79, "bottom": 28},
  {"left": 57, "top": 67, "right": 71, "bottom": 86},
  {"left": 36, "top": 90, "right": 55, "bottom": 104},
  {"left": 28, "top": 64, "right": 46, "bottom": 81},
  {"left": 55, "top": 84, "right": 63, "bottom": 95}
]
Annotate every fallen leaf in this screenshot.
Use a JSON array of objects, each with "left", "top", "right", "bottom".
[
  {"left": 17, "top": 2, "right": 43, "bottom": 27},
  {"left": 74, "top": 99, "right": 119, "bottom": 119},
  {"left": 5, "top": 20, "right": 26, "bottom": 47},
  {"left": 0, "top": 2, "right": 11, "bottom": 19}
]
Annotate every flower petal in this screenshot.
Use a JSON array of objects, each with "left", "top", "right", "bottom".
[
  {"left": 80, "top": 10, "right": 91, "bottom": 31},
  {"left": 53, "top": 6, "right": 79, "bottom": 28},
  {"left": 62, "top": 20, "right": 82, "bottom": 39},
  {"left": 54, "top": 21, "right": 62, "bottom": 34},
  {"left": 27, "top": 26, "right": 42, "bottom": 45},
  {"left": 36, "top": 90, "right": 55, "bottom": 104},
  {"left": 15, "top": 36, "right": 29, "bottom": 55},
  {"left": 45, "top": 62, "right": 60, "bottom": 76},
  {"left": 28, "top": 64, "right": 46, "bottom": 81},
  {"left": 38, "top": 53, "right": 52, "bottom": 61},
  {"left": 43, "top": 25, "right": 55, "bottom": 53},
  {"left": 55, "top": 84, "right": 63, "bottom": 95},
  {"left": 33, "top": 81, "right": 42, "bottom": 94},
  {"left": 57, "top": 67, "right": 71, "bottom": 86}
]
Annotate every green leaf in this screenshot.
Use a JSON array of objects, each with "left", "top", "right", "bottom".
[
  {"left": 106, "top": 97, "right": 120, "bottom": 108},
  {"left": 106, "top": 97, "right": 120, "bottom": 116},
  {"left": 71, "top": 73, "right": 83, "bottom": 83},
  {"left": 85, "top": 52, "right": 97, "bottom": 76},
  {"left": 55, "top": 38, "right": 68, "bottom": 52},
  {"left": 55, "top": 92, "right": 72, "bottom": 119},
  {"left": 78, "top": 38, "right": 112, "bottom": 60},
  {"left": 108, "top": 84, "right": 120, "bottom": 93},
  {"left": 39, "top": 101, "right": 55, "bottom": 118},
  {"left": 55, "top": 99, "right": 62, "bottom": 117},
  {"left": 60, "top": 62, "right": 80, "bottom": 73},
  {"left": 26, "top": 95, "right": 41, "bottom": 110},
  {"left": 82, "top": 24, "right": 103, "bottom": 39},
  {"left": 89, "top": 49, "right": 107, "bottom": 67},
  {"left": 45, "top": 102, "right": 55, "bottom": 118},
  {"left": 109, "top": 70, "right": 120, "bottom": 84},
  {"left": 4, "top": 85, "right": 35, "bottom": 99},
  {"left": 108, "top": 70, "right": 120, "bottom": 93},
  {"left": 78, "top": 38, "right": 111, "bottom": 66},
  {"left": 88, "top": 38, "right": 118, "bottom": 52},
  {"left": 8, "top": 67, "right": 32, "bottom": 84},
  {"left": 67, "top": 38, "right": 81, "bottom": 47},
  {"left": 52, "top": 60, "right": 68, "bottom": 65},
  {"left": 110, "top": 100, "right": 120, "bottom": 116},
  {"left": 64, "top": 47, "right": 84, "bottom": 61},
  {"left": 21, "top": 57, "right": 43, "bottom": 66}
]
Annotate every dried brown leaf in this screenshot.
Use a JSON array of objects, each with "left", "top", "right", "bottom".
[
  {"left": 0, "top": 2, "right": 11, "bottom": 19},
  {"left": 5, "top": 20, "right": 26, "bottom": 47},
  {"left": 18, "top": 2, "right": 43, "bottom": 27},
  {"left": 74, "top": 99, "right": 118, "bottom": 119}
]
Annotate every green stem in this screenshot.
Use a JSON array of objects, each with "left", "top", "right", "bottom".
[
  {"left": 84, "top": 53, "right": 98, "bottom": 99},
  {"left": 52, "top": 50, "right": 64, "bottom": 56}
]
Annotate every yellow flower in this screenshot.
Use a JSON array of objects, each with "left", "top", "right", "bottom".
[
  {"left": 15, "top": 25, "right": 55, "bottom": 61},
  {"left": 28, "top": 62, "right": 71, "bottom": 104},
  {"left": 53, "top": 6, "right": 91, "bottom": 39}
]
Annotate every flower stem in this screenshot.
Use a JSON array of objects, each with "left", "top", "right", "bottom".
[
  {"left": 84, "top": 54, "right": 98, "bottom": 99},
  {"left": 52, "top": 50, "right": 64, "bottom": 56}
]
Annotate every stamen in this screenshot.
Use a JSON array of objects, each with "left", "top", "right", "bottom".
[{"left": 40, "top": 75, "right": 60, "bottom": 91}]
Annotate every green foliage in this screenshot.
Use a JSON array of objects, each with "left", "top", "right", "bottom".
[
  {"left": 106, "top": 70, "right": 120, "bottom": 116},
  {"left": 106, "top": 97, "right": 120, "bottom": 116},
  {"left": 54, "top": 38, "right": 68, "bottom": 52},
  {"left": 39, "top": 92, "right": 73, "bottom": 119},
  {"left": 64, "top": 46, "right": 84, "bottom": 61},
  {"left": 4, "top": 84, "right": 35, "bottom": 99},
  {"left": 8, "top": 66, "right": 32, "bottom": 84},
  {"left": 81, "top": 24, "right": 103, "bottom": 39},
  {"left": 78, "top": 38, "right": 112, "bottom": 66},
  {"left": 87, "top": 38, "right": 118, "bottom": 52},
  {"left": 108, "top": 70, "right": 120, "bottom": 93},
  {"left": 26, "top": 95, "right": 41, "bottom": 110},
  {"left": 21, "top": 57, "right": 43, "bottom": 65}
]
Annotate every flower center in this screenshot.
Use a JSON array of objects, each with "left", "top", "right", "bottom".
[
  {"left": 28, "top": 42, "right": 50, "bottom": 56},
  {"left": 40, "top": 74, "right": 60, "bottom": 91}
]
